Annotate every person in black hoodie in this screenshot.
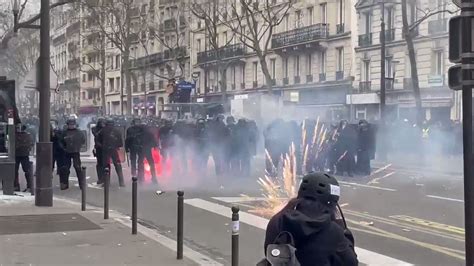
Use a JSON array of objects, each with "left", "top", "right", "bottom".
[
  {"left": 264, "top": 172, "right": 358, "bottom": 266},
  {"left": 14, "top": 124, "right": 34, "bottom": 192}
]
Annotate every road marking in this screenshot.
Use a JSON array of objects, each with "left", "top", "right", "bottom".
[
  {"left": 211, "top": 197, "right": 265, "bottom": 203},
  {"left": 367, "top": 171, "right": 396, "bottom": 185},
  {"left": 426, "top": 195, "right": 464, "bottom": 203},
  {"left": 390, "top": 215, "right": 465, "bottom": 235},
  {"left": 54, "top": 196, "right": 222, "bottom": 266},
  {"left": 339, "top": 181, "right": 397, "bottom": 192},
  {"left": 70, "top": 176, "right": 91, "bottom": 182},
  {"left": 185, "top": 198, "right": 412, "bottom": 266},
  {"left": 73, "top": 183, "right": 103, "bottom": 189}
]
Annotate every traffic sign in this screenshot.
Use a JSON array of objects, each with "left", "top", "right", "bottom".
[{"left": 177, "top": 81, "right": 195, "bottom": 90}]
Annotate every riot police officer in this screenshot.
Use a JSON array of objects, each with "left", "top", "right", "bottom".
[
  {"left": 125, "top": 118, "right": 143, "bottom": 178},
  {"left": 92, "top": 117, "right": 106, "bottom": 185},
  {"left": 14, "top": 123, "right": 34, "bottom": 192},
  {"left": 97, "top": 118, "right": 125, "bottom": 187},
  {"left": 137, "top": 124, "right": 158, "bottom": 184},
  {"left": 59, "top": 117, "right": 85, "bottom": 190}
]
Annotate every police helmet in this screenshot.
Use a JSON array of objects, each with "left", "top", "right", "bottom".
[
  {"left": 105, "top": 118, "right": 115, "bottom": 126},
  {"left": 226, "top": 116, "right": 235, "bottom": 125},
  {"left": 131, "top": 117, "right": 141, "bottom": 126},
  {"left": 297, "top": 172, "right": 340, "bottom": 205},
  {"left": 66, "top": 117, "right": 77, "bottom": 126}
]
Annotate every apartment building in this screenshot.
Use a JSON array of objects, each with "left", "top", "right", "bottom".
[
  {"left": 50, "top": 4, "right": 81, "bottom": 115},
  {"left": 352, "top": 0, "right": 459, "bottom": 122},
  {"left": 191, "top": 0, "right": 358, "bottom": 121}
]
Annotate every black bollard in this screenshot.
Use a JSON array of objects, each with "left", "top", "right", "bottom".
[
  {"left": 231, "top": 206, "right": 240, "bottom": 266},
  {"left": 81, "top": 166, "right": 87, "bottom": 211},
  {"left": 104, "top": 167, "right": 110, "bottom": 220},
  {"left": 177, "top": 191, "right": 184, "bottom": 260},
  {"left": 29, "top": 161, "right": 35, "bottom": 196},
  {"left": 132, "top": 177, "right": 138, "bottom": 235}
]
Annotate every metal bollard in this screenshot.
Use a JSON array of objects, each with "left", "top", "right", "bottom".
[
  {"left": 104, "top": 167, "right": 110, "bottom": 220},
  {"left": 177, "top": 191, "right": 184, "bottom": 260},
  {"left": 29, "top": 161, "right": 35, "bottom": 196},
  {"left": 132, "top": 177, "right": 138, "bottom": 235},
  {"left": 231, "top": 206, "right": 240, "bottom": 266},
  {"left": 81, "top": 166, "right": 87, "bottom": 211}
]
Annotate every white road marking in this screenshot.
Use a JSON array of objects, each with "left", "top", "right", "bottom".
[
  {"left": 73, "top": 183, "right": 103, "bottom": 189},
  {"left": 367, "top": 171, "right": 396, "bottom": 185},
  {"left": 54, "top": 196, "right": 222, "bottom": 266},
  {"left": 426, "top": 195, "right": 464, "bottom": 203},
  {"left": 211, "top": 196, "right": 265, "bottom": 203},
  {"left": 70, "top": 176, "right": 91, "bottom": 182},
  {"left": 185, "top": 198, "right": 412, "bottom": 266},
  {"left": 339, "top": 181, "right": 397, "bottom": 192}
]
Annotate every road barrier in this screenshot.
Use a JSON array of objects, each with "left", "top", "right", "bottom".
[
  {"left": 81, "top": 166, "right": 87, "bottom": 211},
  {"left": 232, "top": 206, "right": 240, "bottom": 266},
  {"left": 132, "top": 177, "right": 138, "bottom": 235},
  {"left": 177, "top": 191, "right": 184, "bottom": 260},
  {"left": 104, "top": 167, "right": 110, "bottom": 219}
]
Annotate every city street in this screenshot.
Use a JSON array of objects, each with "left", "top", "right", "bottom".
[{"left": 44, "top": 159, "right": 466, "bottom": 266}]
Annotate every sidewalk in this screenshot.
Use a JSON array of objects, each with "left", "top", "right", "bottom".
[{"left": 0, "top": 193, "right": 197, "bottom": 266}]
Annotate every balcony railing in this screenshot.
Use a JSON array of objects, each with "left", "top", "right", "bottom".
[
  {"left": 359, "top": 81, "right": 371, "bottom": 93},
  {"left": 306, "top": 74, "right": 313, "bottom": 83},
  {"left": 428, "top": 18, "right": 448, "bottom": 35},
  {"left": 336, "top": 23, "right": 345, "bottom": 34},
  {"left": 336, "top": 71, "right": 344, "bottom": 81},
  {"left": 68, "top": 58, "right": 80, "bottom": 69},
  {"left": 294, "top": 76, "right": 301, "bottom": 84},
  {"left": 283, "top": 77, "right": 289, "bottom": 85},
  {"left": 358, "top": 33, "right": 372, "bottom": 47},
  {"left": 385, "top": 78, "right": 394, "bottom": 90},
  {"left": 271, "top": 23, "right": 329, "bottom": 49},
  {"left": 131, "top": 52, "right": 163, "bottom": 68},
  {"left": 319, "top": 73, "right": 326, "bottom": 82},
  {"left": 197, "top": 44, "right": 245, "bottom": 64},
  {"left": 385, "top": 28, "right": 395, "bottom": 42},
  {"left": 403, "top": 77, "right": 414, "bottom": 90}
]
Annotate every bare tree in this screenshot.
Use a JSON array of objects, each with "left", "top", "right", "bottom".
[
  {"left": 220, "top": 0, "right": 294, "bottom": 92},
  {"left": 401, "top": 0, "right": 458, "bottom": 124},
  {"left": 80, "top": 0, "right": 142, "bottom": 115}
]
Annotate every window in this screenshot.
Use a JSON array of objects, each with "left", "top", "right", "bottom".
[
  {"left": 82, "top": 74, "right": 86, "bottom": 82},
  {"left": 307, "top": 54, "right": 312, "bottom": 75},
  {"left": 116, "top": 77, "right": 121, "bottom": 92},
  {"left": 197, "top": 39, "right": 201, "bottom": 52},
  {"left": 409, "top": 0, "right": 417, "bottom": 25},
  {"left": 363, "top": 60, "right": 371, "bottom": 82},
  {"left": 109, "top": 78, "right": 115, "bottom": 92},
  {"left": 385, "top": 56, "right": 393, "bottom": 78},
  {"left": 320, "top": 3, "right": 327, "bottom": 24},
  {"left": 232, "top": 66, "right": 236, "bottom": 89},
  {"left": 284, "top": 14, "right": 289, "bottom": 31},
  {"left": 223, "top": 31, "right": 228, "bottom": 44},
  {"left": 337, "top": 0, "right": 345, "bottom": 25},
  {"left": 386, "top": 7, "right": 394, "bottom": 30},
  {"left": 307, "top": 7, "right": 313, "bottom": 25},
  {"left": 336, "top": 47, "right": 344, "bottom": 71},
  {"left": 320, "top": 51, "right": 326, "bottom": 74},
  {"left": 271, "top": 59, "right": 276, "bottom": 79},
  {"left": 253, "top": 62, "right": 258, "bottom": 82},
  {"left": 433, "top": 50, "right": 444, "bottom": 75},
  {"left": 116, "top": 55, "right": 121, "bottom": 69},
  {"left": 284, "top": 58, "right": 289, "bottom": 78},
  {"left": 82, "top": 91, "right": 86, "bottom": 99},
  {"left": 295, "top": 10, "right": 302, "bottom": 28},
  {"left": 364, "top": 12, "right": 371, "bottom": 34},
  {"left": 295, "top": 55, "right": 300, "bottom": 77},
  {"left": 88, "top": 73, "right": 93, "bottom": 81}
]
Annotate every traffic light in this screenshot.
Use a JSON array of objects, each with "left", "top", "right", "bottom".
[
  {"left": 448, "top": 15, "right": 474, "bottom": 90},
  {"left": 448, "top": 65, "right": 462, "bottom": 91}
]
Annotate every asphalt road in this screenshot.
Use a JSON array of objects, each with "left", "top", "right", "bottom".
[{"left": 23, "top": 158, "right": 466, "bottom": 266}]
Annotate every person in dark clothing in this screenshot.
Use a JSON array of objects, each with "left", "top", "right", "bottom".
[
  {"left": 58, "top": 118, "right": 85, "bottom": 190},
  {"left": 193, "top": 118, "right": 209, "bottom": 174},
  {"left": 226, "top": 116, "right": 238, "bottom": 175},
  {"left": 356, "top": 120, "right": 373, "bottom": 176},
  {"left": 159, "top": 119, "right": 174, "bottom": 162},
  {"left": 125, "top": 118, "right": 143, "bottom": 178},
  {"left": 97, "top": 118, "right": 125, "bottom": 187},
  {"left": 92, "top": 117, "right": 106, "bottom": 184},
  {"left": 51, "top": 125, "right": 64, "bottom": 174},
  {"left": 264, "top": 173, "right": 358, "bottom": 266},
  {"left": 14, "top": 124, "right": 34, "bottom": 192},
  {"left": 137, "top": 124, "right": 159, "bottom": 184},
  {"left": 335, "top": 120, "right": 357, "bottom": 177},
  {"left": 208, "top": 115, "right": 229, "bottom": 176},
  {"left": 234, "top": 119, "right": 251, "bottom": 177}
]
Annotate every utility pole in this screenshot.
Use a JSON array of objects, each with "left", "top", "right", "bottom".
[
  {"left": 380, "top": 0, "right": 386, "bottom": 121},
  {"left": 448, "top": 0, "right": 474, "bottom": 263},
  {"left": 36, "top": 0, "right": 53, "bottom": 206}
]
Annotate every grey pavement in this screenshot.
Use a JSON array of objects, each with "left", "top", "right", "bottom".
[{"left": 0, "top": 193, "right": 197, "bottom": 266}]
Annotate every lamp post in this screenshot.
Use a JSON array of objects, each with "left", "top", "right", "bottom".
[{"left": 12, "top": 0, "right": 53, "bottom": 206}]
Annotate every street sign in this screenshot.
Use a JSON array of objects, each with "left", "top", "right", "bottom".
[
  {"left": 21, "top": 59, "right": 58, "bottom": 91},
  {"left": 192, "top": 72, "right": 200, "bottom": 79},
  {"left": 177, "top": 81, "right": 195, "bottom": 90}
]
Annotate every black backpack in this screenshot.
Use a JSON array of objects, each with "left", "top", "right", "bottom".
[{"left": 259, "top": 231, "right": 301, "bottom": 266}]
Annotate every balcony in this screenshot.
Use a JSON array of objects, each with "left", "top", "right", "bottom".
[
  {"left": 306, "top": 74, "right": 313, "bottom": 83},
  {"left": 336, "top": 71, "right": 344, "bottom": 81},
  {"left": 403, "top": 77, "right": 414, "bottom": 90},
  {"left": 319, "top": 73, "right": 326, "bottom": 82},
  {"left": 252, "top": 81, "right": 258, "bottom": 88},
  {"left": 336, "top": 24, "right": 345, "bottom": 34},
  {"left": 160, "top": 17, "right": 186, "bottom": 32},
  {"left": 271, "top": 23, "right": 328, "bottom": 50},
  {"left": 68, "top": 58, "right": 80, "bottom": 69},
  {"left": 294, "top": 76, "right": 301, "bottom": 84},
  {"left": 159, "top": 0, "right": 179, "bottom": 7},
  {"left": 385, "top": 28, "right": 395, "bottom": 42},
  {"left": 270, "top": 79, "right": 276, "bottom": 86},
  {"left": 66, "top": 21, "right": 80, "bottom": 35},
  {"left": 197, "top": 44, "right": 245, "bottom": 64},
  {"left": 131, "top": 52, "right": 164, "bottom": 69},
  {"left": 283, "top": 77, "right": 289, "bottom": 85},
  {"left": 164, "top": 46, "right": 187, "bottom": 59},
  {"left": 428, "top": 19, "right": 448, "bottom": 35},
  {"left": 358, "top": 33, "right": 372, "bottom": 47},
  {"left": 385, "top": 78, "right": 394, "bottom": 90},
  {"left": 359, "top": 81, "right": 371, "bottom": 93}
]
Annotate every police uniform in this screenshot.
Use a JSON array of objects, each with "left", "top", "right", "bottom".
[
  {"left": 14, "top": 124, "right": 34, "bottom": 192},
  {"left": 97, "top": 119, "right": 125, "bottom": 187},
  {"left": 59, "top": 118, "right": 85, "bottom": 190}
]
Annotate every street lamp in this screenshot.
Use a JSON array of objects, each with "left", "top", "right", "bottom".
[{"left": 12, "top": 0, "right": 19, "bottom": 33}]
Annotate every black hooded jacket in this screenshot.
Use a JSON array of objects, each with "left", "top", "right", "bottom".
[{"left": 264, "top": 199, "right": 358, "bottom": 266}]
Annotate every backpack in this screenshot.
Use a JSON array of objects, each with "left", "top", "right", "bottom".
[{"left": 265, "top": 231, "right": 301, "bottom": 266}]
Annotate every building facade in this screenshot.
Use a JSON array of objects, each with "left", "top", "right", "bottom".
[{"left": 352, "top": 0, "right": 459, "bottom": 122}]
